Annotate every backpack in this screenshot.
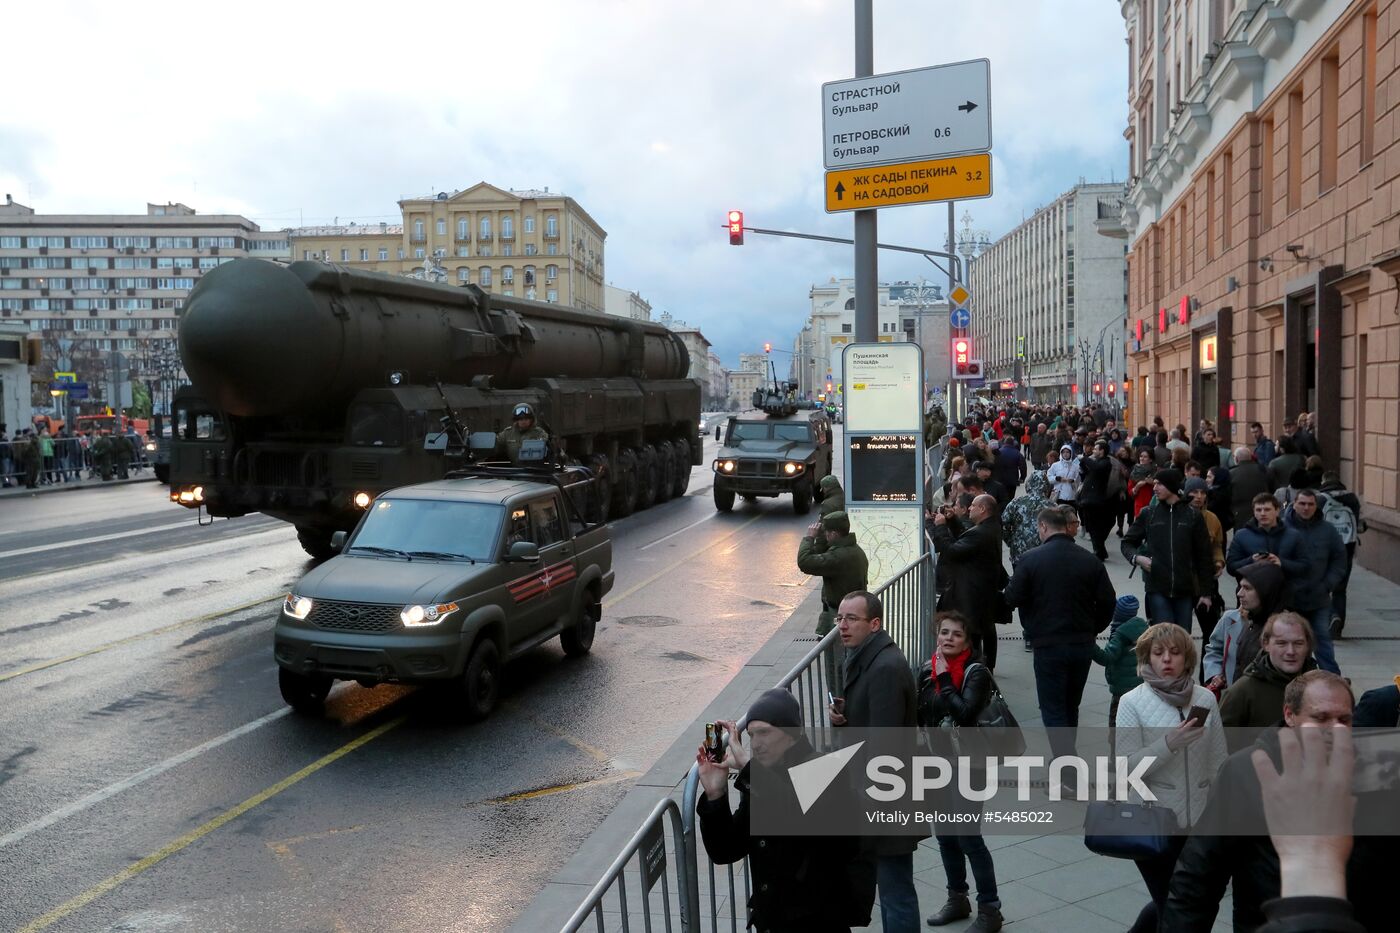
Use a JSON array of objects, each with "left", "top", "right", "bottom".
[{"left": 1318, "top": 491, "right": 1359, "bottom": 545}]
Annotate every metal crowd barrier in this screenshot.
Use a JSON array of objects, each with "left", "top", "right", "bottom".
[
  {"left": 0, "top": 435, "right": 147, "bottom": 486},
  {"left": 560, "top": 552, "right": 934, "bottom": 932}
]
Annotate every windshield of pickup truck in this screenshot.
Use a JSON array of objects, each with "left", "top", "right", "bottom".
[
  {"left": 350, "top": 499, "right": 503, "bottom": 561},
  {"left": 729, "top": 422, "right": 811, "bottom": 443}
]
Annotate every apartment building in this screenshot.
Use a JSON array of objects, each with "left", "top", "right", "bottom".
[
  {"left": 288, "top": 182, "right": 606, "bottom": 312},
  {"left": 1108, "top": 0, "right": 1400, "bottom": 579},
  {"left": 0, "top": 197, "right": 284, "bottom": 406},
  {"left": 972, "top": 182, "right": 1128, "bottom": 403}
]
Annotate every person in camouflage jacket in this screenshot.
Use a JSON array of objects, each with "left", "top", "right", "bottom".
[{"left": 1002, "top": 470, "right": 1053, "bottom": 563}]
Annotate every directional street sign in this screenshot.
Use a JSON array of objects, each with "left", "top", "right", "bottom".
[
  {"left": 822, "top": 59, "right": 992, "bottom": 170},
  {"left": 68, "top": 382, "right": 89, "bottom": 399},
  {"left": 824, "top": 152, "right": 992, "bottom": 213},
  {"left": 950, "top": 307, "right": 971, "bottom": 329}
]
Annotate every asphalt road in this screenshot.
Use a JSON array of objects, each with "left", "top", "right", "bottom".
[{"left": 0, "top": 428, "right": 822, "bottom": 932}]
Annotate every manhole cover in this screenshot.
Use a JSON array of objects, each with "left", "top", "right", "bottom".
[{"left": 615, "top": 615, "right": 680, "bottom": 627}]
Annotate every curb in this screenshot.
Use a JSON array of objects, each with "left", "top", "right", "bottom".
[{"left": 0, "top": 475, "right": 159, "bottom": 500}]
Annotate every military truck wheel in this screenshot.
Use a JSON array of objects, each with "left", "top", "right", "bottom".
[
  {"left": 670, "top": 439, "right": 691, "bottom": 497},
  {"left": 560, "top": 588, "right": 601, "bottom": 657},
  {"left": 635, "top": 445, "right": 659, "bottom": 510},
  {"left": 714, "top": 484, "right": 735, "bottom": 512},
  {"left": 611, "top": 450, "right": 638, "bottom": 517},
  {"left": 279, "top": 668, "right": 332, "bottom": 715},
  {"left": 792, "top": 481, "right": 813, "bottom": 515},
  {"left": 654, "top": 442, "right": 675, "bottom": 503},
  {"left": 154, "top": 464, "right": 170, "bottom": 484},
  {"left": 296, "top": 526, "right": 337, "bottom": 561},
  {"left": 460, "top": 639, "right": 501, "bottom": 721}
]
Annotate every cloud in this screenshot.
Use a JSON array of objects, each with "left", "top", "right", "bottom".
[{"left": 1, "top": 0, "right": 1128, "bottom": 366}]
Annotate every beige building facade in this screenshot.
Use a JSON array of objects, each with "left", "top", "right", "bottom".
[
  {"left": 288, "top": 183, "right": 606, "bottom": 312},
  {"left": 727, "top": 368, "right": 763, "bottom": 410},
  {"left": 0, "top": 197, "right": 285, "bottom": 408},
  {"left": 1110, "top": 0, "right": 1400, "bottom": 580}
]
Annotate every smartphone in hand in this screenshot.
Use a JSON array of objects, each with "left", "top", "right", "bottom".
[
  {"left": 704, "top": 722, "right": 724, "bottom": 762},
  {"left": 1186, "top": 705, "right": 1211, "bottom": 727}
]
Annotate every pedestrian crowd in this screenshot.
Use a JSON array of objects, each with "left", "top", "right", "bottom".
[
  {"left": 694, "top": 400, "right": 1392, "bottom": 933},
  {"left": 0, "top": 421, "right": 146, "bottom": 488}
]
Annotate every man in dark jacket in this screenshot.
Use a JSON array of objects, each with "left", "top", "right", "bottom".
[
  {"left": 1028, "top": 423, "right": 1054, "bottom": 468},
  {"left": 1005, "top": 506, "right": 1115, "bottom": 761},
  {"left": 1250, "top": 421, "right": 1277, "bottom": 467},
  {"left": 1318, "top": 472, "right": 1364, "bottom": 637},
  {"left": 1190, "top": 426, "right": 1223, "bottom": 472},
  {"left": 1230, "top": 447, "right": 1271, "bottom": 530},
  {"left": 797, "top": 511, "right": 869, "bottom": 636},
  {"left": 1226, "top": 494, "right": 1308, "bottom": 579},
  {"left": 1076, "top": 441, "right": 1115, "bottom": 559},
  {"left": 828, "top": 591, "right": 924, "bottom": 933},
  {"left": 697, "top": 688, "right": 869, "bottom": 932},
  {"left": 1163, "top": 672, "right": 1397, "bottom": 933},
  {"left": 1121, "top": 469, "right": 1215, "bottom": 630},
  {"left": 930, "top": 494, "right": 1006, "bottom": 669},
  {"left": 1282, "top": 489, "right": 1346, "bottom": 674},
  {"left": 1265, "top": 435, "right": 1304, "bottom": 492},
  {"left": 1219, "top": 612, "right": 1318, "bottom": 753},
  {"left": 990, "top": 436, "right": 1027, "bottom": 500},
  {"left": 972, "top": 460, "right": 1010, "bottom": 512}
]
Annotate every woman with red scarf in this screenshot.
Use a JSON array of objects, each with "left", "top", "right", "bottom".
[{"left": 917, "top": 612, "right": 1004, "bottom": 932}]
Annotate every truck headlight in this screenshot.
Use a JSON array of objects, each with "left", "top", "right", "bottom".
[
  {"left": 144, "top": 442, "right": 157, "bottom": 452},
  {"left": 283, "top": 594, "right": 314, "bottom": 620},
  {"left": 353, "top": 491, "right": 372, "bottom": 509},
  {"left": 783, "top": 461, "right": 804, "bottom": 475},
  {"left": 401, "top": 602, "right": 459, "bottom": 627},
  {"left": 714, "top": 459, "right": 736, "bottom": 473}
]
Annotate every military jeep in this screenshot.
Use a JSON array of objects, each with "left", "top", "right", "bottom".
[{"left": 711, "top": 410, "right": 834, "bottom": 514}]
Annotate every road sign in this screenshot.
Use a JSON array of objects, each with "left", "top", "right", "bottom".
[
  {"left": 822, "top": 59, "right": 992, "bottom": 170},
  {"left": 53, "top": 371, "right": 76, "bottom": 383},
  {"left": 68, "top": 382, "right": 89, "bottom": 399},
  {"left": 48, "top": 382, "right": 68, "bottom": 393},
  {"left": 950, "top": 307, "right": 971, "bottom": 329},
  {"left": 949, "top": 285, "right": 971, "bottom": 308},
  {"left": 824, "top": 153, "right": 992, "bottom": 213}
]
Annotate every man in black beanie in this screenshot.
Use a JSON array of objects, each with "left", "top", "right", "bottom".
[
  {"left": 695, "top": 689, "right": 872, "bottom": 931},
  {"left": 1121, "top": 468, "right": 1215, "bottom": 630}
]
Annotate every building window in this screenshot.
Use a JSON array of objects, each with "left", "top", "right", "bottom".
[
  {"left": 524, "top": 215, "right": 535, "bottom": 233},
  {"left": 480, "top": 217, "right": 492, "bottom": 239},
  {"left": 458, "top": 267, "right": 470, "bottom": 283},
  {"left": 1261, "top": 118, "right": 1275, "bottom": 230},
  {"left": 198, "top": 257, "right": 219, "bottom": 270},
  {"left": 304, "top": 250, "right": 312, "bottom": 260},
  {"left": 479, "top": 267, "right": 492, "bottom": 286},
  {"left": 842, "top": 323, "right": 853, "bottom": 333},
  {"left": 1320, "top": 51, "right": 1339, "bottom": 192},
  {"left": 546, "top": 243, "right": 558, "bottom": 255},
  {"left": 0, "top": 236, "right": 20, "bottom": 248},
  {"left": 501, "top": 244, "right": 512, "bottom": 257},
  {"left": 545, "top": 215, "right": 558, "bottom": 237},
  {"left": 546, "top": 289, "right": 558, "bottom": 302},
  {"left": 436, "top": 219, "right": 447, "bottom": 236},
  {"left": 501, "top": 266, "right": 514, "bottom": 284},
  {"left": 1362, "top": 8, "right": 1378, "bottom": 164},
  {"left": 1222, "top": 150, "right": 1233, "bottom": 252},
  {"left": 397, "top": 248, "right": 405, "bottom": 260},
  {"left": 1287, "top": 89, "right": 1303, "bottom": 213},
  {"left": 502, "top": 289, "right": 513, "bottom": 297},
  {"left": 414, "top": 248, "right": 425, "bottom": 259},
  {"left": 340, "top": 249, "right": 350, "bottom": 262},
  {"left": 377, "top": 247, "right": 388, "bottom": 261},
  {"left": 457, "top": 218, "right": 469, "bottom": 240},
  {"left": 524, "top": 266, "right": 535, "bottom": 286},
  {"left": 524, "top": 243, "right": 538, "bottom": 256},
  {"left": 502, "top": 216, "right": 514, "bottom": 239},
  {"left": 359, "top": 249, "right": 368, "bottom": 261},
  {"left": 478, "top": 247, "right": 491, "bottom": 258},
  {"left": 545, "top": 264, "right": 557, "bottom": 281},
  {"left": 456, "top": 246, "right": 470, "bottom": 258}
]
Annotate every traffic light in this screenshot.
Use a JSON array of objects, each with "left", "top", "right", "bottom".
[
  {"left": 1107, "top": 381, "right": 1117, "bottom": 396},
  {"left": 1093, "top": 382, "right": 1102, "bottom": 395},
  {"left": 951, "top": 338, "right": 982, "bottom": 379},
  {"left": 727, "top": 210, "right": 744, "bottom": 246},
  {"left": 1071, "top": 383, "right": 1079, "bottom": 397}
]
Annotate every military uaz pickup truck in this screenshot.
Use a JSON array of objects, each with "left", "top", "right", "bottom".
[
  {"left": 711, "top": 410, "right": 833, "bottom": 514},
  {"left": 274, "top": 463, "right": 613, "bottom": 720}
]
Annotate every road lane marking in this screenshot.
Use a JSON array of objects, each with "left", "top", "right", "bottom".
[
  {"left": 638, "top": 512, "right": 717, "bottom": 551},
  {"left": 0, "top": 520, "right": 204, "bottom": 559},
  {"left": 16, "top": 716, "right": 405, "bottom": 933},
  {"left": 0, "top": 595, "right": 283, "bottom": 684},
  {"left": 606, "top": 511, "right": 765, "bottom": 609},
  {"left": 0, "top": 707, "right": 291, "bottom": 850}
]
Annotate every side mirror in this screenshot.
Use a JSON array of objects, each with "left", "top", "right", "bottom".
[
  {"left": 506, "top": 540, "right": 541, "bottom": 563},
  {"left": 469, "top": 431, "right": 497, "bottom": 453},
  {"left": 330, "top": 531, "right": 347, "bottom": 552},
  {"left": 423, "top": 432, "right": 449, "bottom": 451}
]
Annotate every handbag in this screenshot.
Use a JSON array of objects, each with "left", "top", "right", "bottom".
[
  {"left": 1084, "top": 801, "right": 1179, "bottom": 860},
  {"left": 947, "top": 663, "right": 1027, "bottom": 758}
]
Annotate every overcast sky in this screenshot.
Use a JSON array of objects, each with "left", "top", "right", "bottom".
[{"left": 1, "top": 0, "right": 1128, "bottom": 368}]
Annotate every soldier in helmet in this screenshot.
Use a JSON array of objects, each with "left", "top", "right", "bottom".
[{"left": 495, "top": 402, "right": 551, "bottom": 465}]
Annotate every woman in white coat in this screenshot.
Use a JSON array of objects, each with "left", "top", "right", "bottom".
[{"left": 1115, "top": 622, "right": 1230, "bottom": 933}]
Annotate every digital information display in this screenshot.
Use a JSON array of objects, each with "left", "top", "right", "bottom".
[{"left": 849, "top": 434, "right": 920, "bottom": 502}]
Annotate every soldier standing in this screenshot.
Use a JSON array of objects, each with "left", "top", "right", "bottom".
[
  {"left": 494, "top": 403, "right": 551, "bottom": 465},
  {"left": 797, "top": 510, "right": 870, "bottom": 693},
  {"left": 93, "top": 430, "right": 113, "bottom": 481},
  {"left": 112, "top": 428, "right": 132, "bottom": 479},
  {"left": 817, "top": 474, "right": 845, "bottom": 517}
]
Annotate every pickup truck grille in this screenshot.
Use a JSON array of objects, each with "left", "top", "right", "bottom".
[
  {"left": 736, "top": 460, "right": 779, "bottom": 478},
  {"left": 307, "top": 600, "right": 400, "bottom": 633}
]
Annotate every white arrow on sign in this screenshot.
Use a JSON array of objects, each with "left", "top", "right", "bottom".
[{"left": 822, "top": 59, "right": 992, "bottom": 170}]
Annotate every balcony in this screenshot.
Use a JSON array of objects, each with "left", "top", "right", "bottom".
[
  {"left": 478, "top": 232, "right": 493, "bottom": 241},
  {"left": 1094, "top": 196, "right": 1128, "bottom": 239},
  {"left": 499, "top": 230, "right": 514, "bottom": 240},
  {"left": 543, "top": 230, "right": 559, "bottom": 240}
]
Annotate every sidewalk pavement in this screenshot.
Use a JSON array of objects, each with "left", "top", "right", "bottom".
[
  {"left": 518, "top": 530, "right": 1400, "bottom": 933},
  {"left": 0, "top": 471, "right": 158, "bottom": 499}
]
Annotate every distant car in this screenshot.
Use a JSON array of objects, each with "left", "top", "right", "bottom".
[
  {"left": 698, "top": 416, "right": 708, "bottom": 439},
  {"left": 273, "top": 466, "right": 613, "bottom": 721}
]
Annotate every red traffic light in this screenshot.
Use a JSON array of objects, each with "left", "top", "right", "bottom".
[
  {"left": 727, "top": 210, "right": 744, "bottom": 246},
  {"left": 951, "top": 338, "right": 978, "bottom": 377},
  {"left": 1071, "top": 384, "right": 1079, "bottom": 396},
  {"left": 1093, "top": 382, "right": 1102, "bottom": 394},
  {"left": 1107, "top": 381, "right": 1117, "bottom": 395}
]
